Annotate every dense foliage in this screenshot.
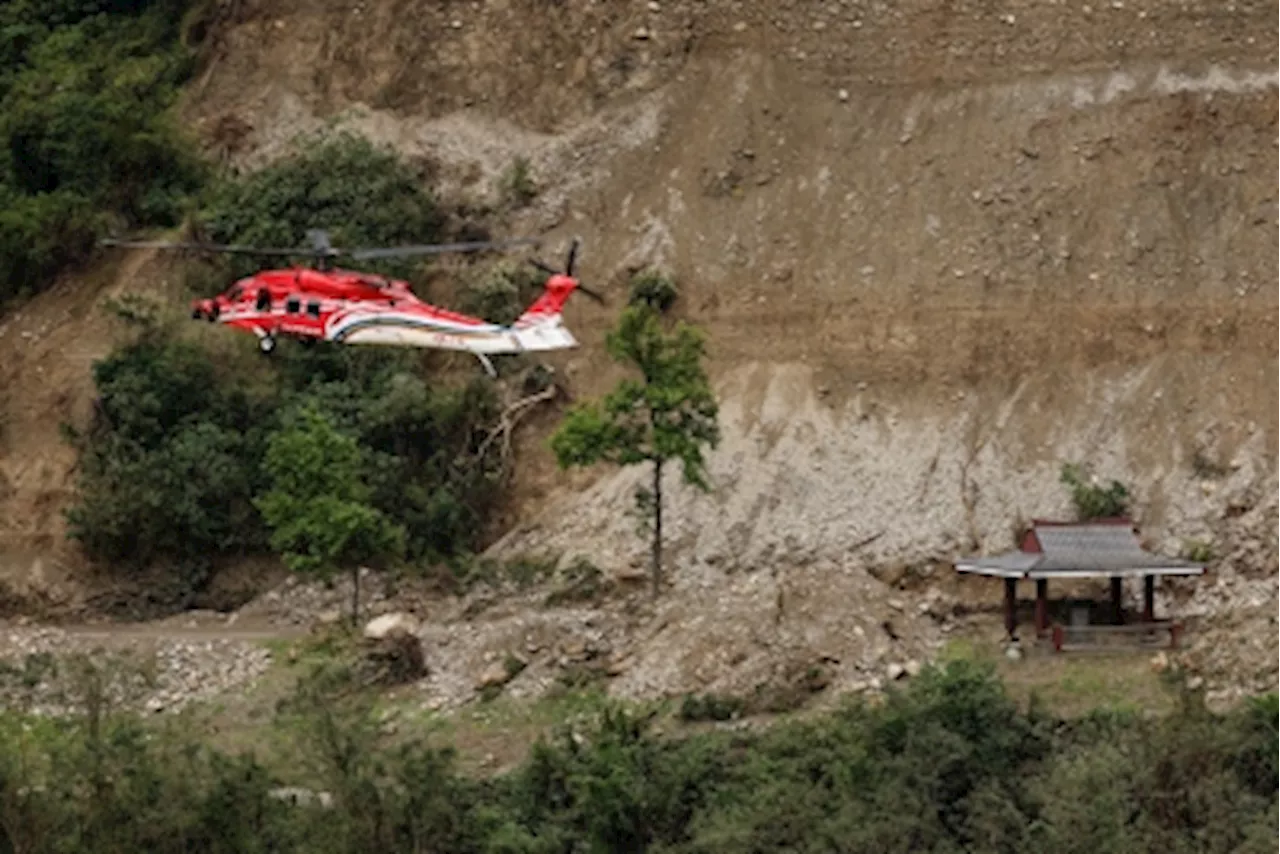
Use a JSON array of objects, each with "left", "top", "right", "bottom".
[
  {"left": 64, "top": 314, "right": 274, "bottom": 579},
  {"left": 0, "top": 659, "right": 1273, "bottom": 853},
  {"left": 61, "top": 129, "right": 517, "bottom": 592},
  {"left": 0, "top": 0, "right": 204, "bottom": 302},
  {"left": 197, "top": 130, "right": 444, "bottom": 281},
  {"left": 65, "top": 323, "right": 504, "bottom": 590}
]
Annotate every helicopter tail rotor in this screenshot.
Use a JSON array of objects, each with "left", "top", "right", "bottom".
[{"left": 528, "top": 236, "right": 604, "bottom": 304}]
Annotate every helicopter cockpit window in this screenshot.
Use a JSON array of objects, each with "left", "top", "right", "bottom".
[
  {"left": 285, "top": 296, "right": 301, "bottom": 314},
  {"left": 255, "top": 288, "right": 271, "bottom": 311},
  {"left": 228, "top": 287, "right": 243, "bottom": 301},
  {"left": 306, "top": 300, "right": 321, "bottom": 318}
]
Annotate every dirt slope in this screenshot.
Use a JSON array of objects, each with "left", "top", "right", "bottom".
[{"left": 0, "top": 0, "right": 1276, "bottom": 704}]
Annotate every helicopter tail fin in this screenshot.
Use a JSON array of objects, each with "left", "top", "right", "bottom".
[
  {"left": 508, "top": 274, "right": 579, "bottom": 351},
  {"left": 513, "top": 274, "right": 578, "bottom": 329}
]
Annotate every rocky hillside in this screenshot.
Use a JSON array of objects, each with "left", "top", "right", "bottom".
[{"left": 0, "top": 0, "right": 1276, "bottom": 707}]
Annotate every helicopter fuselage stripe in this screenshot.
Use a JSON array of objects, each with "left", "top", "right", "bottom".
[
  {"left": 214, "top": 307, "right": 508, "bottom": 337},
  {"left": 328, "top": 312, "right": 506, "bottom": 341}
]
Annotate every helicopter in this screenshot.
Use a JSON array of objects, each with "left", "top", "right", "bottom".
[{"left": 98, "top": 229, "right": 604, "bottom": 376}]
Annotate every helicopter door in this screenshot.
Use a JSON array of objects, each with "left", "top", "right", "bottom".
[{"left": 255, "top": 288, "right": 271, "bottom": 311}]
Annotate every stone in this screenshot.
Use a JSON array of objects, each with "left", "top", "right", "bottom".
[
  {"left": 475, "top": 661, "right": 512, "bottom": 691},
  {"left": 904, "top": 660, "right": 922, "bottom": 677},
  {"left": 869, "top": 563, "right": 907, "bottom": 587},
  {"left": 886, "top": 662, "right": 906, "bottom": 680},
  {"left": 363, "top": 612, "right": 418, "bottom": 640}
]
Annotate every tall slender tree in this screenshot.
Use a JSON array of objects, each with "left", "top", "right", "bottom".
[{"left": 550, "top": 303, "right": 720, "bottom": 597}]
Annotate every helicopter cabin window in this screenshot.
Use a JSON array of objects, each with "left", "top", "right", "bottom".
[
  {"left": 255, "top": 288, "right": 271, "bottom": 311},
  {"left": 306, "top": 300, "right": 321, "bottom": 318},
  {"left": 285, "top": 296, "right": 301, "bottom": 314}
]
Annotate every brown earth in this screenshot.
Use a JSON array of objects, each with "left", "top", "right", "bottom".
[{"left": 0, "top": 0, "right": 1276, "bottom": 712}]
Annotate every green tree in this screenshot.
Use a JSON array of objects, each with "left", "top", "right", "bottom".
[
  {"left": 254, "top": 404, "right": 405, "bottom": 623},
  {"left": 550, "top": 305, "right": 719, "bottom": 598}
]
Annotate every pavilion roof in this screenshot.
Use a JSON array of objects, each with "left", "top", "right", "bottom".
[{"left": 955, "top": 519, "right": 1206, "bottom": 579}]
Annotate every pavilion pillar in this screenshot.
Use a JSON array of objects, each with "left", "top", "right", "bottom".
[
  {"left": 1142, "top": 575, "right": 1155, "bottom": 622},
  {"left": 1110, "top": 576, "right": 1123, "bottom": 625},
  {"left": 1035, "top": 579, "right": 1048, "bottom": 636},
  {"left": 1003, "top": 577, "right": 1017, "bottom": 640}
]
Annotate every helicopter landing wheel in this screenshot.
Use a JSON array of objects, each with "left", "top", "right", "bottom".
[{"left": 258, "top": 333, "right": 277, "bottom": 355}]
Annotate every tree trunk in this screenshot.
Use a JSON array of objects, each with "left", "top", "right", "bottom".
[
  {"left": 651, "top": 458, "right": 663, "bottom": 599},
  {"left": 351, "top": 565, "right": 361, "bottom": 627}
]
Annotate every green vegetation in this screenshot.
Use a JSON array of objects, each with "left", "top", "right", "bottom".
[
  {"left": 7, "top": 17, "right": 580, "bottom": 602},
  {"left": 550, "top": 304, "right": 720, "bottom": 597},
  {"left": 61, "top": 128, "right": 531, "bottom": 600},
  {"left": 64, "top": 302, "right": 274, "bottom": 589},
  {"left": 66, "top": 316, "right": 508, "bottom": 599},
  {"left": 458, "top": 259, "right": 546, "bottom": 326},
  {"left": 197, "top": 129, "right": 443, "bottom": 281},
  {"left": 255, "top": 404, "right": 407, "bottom": 623},
  {"left": 627, "top": 268, "right": 679, "bottom": 314},
  {"left": 1182, "top": 539, "right": 1215, "bottom": 563},
  {"left": 0, "top": 659, "right": 1274, "bottom": 853},
  {"left": 0, "top": 0, "right": 206, "bottom": 303},
  {"left": 499, "top": 156, "right": 538, "bottom": 208},
  {"left": 1060, "top": 462, "right": 1131, "bottom": 520}
]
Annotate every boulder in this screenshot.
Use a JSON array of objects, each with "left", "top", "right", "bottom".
[{"left": 363, "top": 612, "right": 419, "bottom": 640}]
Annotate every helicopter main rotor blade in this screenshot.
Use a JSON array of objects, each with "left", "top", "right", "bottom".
[
  {"left": 575, "top": 282, "right": 606, "bottom": 304},
  {"left": 565, "top": 237, "right": 581, "bottom": 277},
  {"left": 98, "top": 238, "right": 311, "bottom": 257},
  {"left": 347, "top": 237, "right": 541, "bottom": 261}
]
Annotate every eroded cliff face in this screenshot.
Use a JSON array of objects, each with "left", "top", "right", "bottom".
[{"left": 1, "top": 0, "right": 1275, "bottom": 701}]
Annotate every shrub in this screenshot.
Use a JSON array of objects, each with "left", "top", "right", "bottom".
[
  {"left": 627, "top": 268, "right": 678, "bottom": 313},
  {"left": 1060, "top": 462, "right": 1130, "bottom": 520},
  {"left": 499, "top": 156, "right": 537, "bottom": 207}
]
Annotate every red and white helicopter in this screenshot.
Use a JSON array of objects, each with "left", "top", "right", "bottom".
[{"left": 99, "top": 230, "right": 603, "bottom": 376}]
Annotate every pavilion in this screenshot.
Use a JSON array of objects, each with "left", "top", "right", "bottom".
[{"left": 954, "top": 518, "right": 1206, "bottom": 648}]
